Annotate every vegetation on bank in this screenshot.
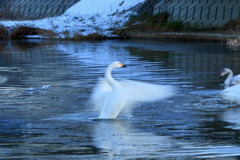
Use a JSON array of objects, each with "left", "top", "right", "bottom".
[
  {"left": 112, "top": 11, "right": 219, "bottom": 36},
  {"left": 0, "top": 25, "right": 57, "bottom": 39},
  {"left": 0, "top": 24, "right": 106, "bottom": 40},
  {"left": 0, "top": 11, "right": 240, "bottom": 40},
  {"left": 0, "top": 11, "right": 205, "bottom": 40}
]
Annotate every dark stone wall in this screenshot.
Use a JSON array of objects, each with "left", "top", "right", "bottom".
[
  {"left": 0, "top": 0, "right": 81, "bottom": 20},
  {"left": 139, "top": 0, "right": 240, "bottom": 28}
]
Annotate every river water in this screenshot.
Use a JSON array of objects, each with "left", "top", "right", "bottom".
[{"left": 0, "top": 39, "right": 239, "bottom": 159}]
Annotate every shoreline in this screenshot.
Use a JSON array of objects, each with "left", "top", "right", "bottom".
[{"left": 126, "top": 31, "right": 239, "bottom": 42}]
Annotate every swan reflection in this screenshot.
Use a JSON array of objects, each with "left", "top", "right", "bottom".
[
  {"left": 92, "top": 119, "right": 176, "bottom": 157},
  {"left": 222, "top": 107, "right": 240, "bottom": 130}
]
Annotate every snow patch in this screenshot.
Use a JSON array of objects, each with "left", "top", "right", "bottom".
[{"left": 1, "top": 0, "right": 145, "bottom": 38}]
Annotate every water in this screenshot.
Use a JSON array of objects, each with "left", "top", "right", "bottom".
[{"left": 0, "top": 39, "right": 239, "bottom": 159}]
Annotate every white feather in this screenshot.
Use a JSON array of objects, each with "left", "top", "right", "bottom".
[
  {"left": 231, "top": 75, "right": 240, "bottom": 84},
  {"left": 219, "top": 84, "right": 240, "bottom": 104}
]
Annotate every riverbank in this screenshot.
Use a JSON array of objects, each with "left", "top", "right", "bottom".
[
  {"left": 116, "top": 10, "right": 240, "bottom": 43},
  {"left": 0, "top": 0, "right": 239, "bottom": 43},
  {"left": 0, "top": 0, "right": 145, "bottom": 39},
  {"left": 126, "top": 31, "right": 239, "bottom": 42}
]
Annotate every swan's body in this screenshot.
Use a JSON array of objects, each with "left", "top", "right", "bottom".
[
  {"left": 219, "top": 68, "right": 240, "bottom": 85},
  {"left": 89, "top": 61, "right": 176, "bottom": 119},
  {"left": 219, "top": 84, "right": 240, "bottom": 104}
]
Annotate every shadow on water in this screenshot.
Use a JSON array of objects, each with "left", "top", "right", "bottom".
[{"left": 0, "top": 39, "right": 240, "bottom": 159}]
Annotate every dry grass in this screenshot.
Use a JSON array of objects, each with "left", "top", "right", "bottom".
[
  {"left": 10, "top": 26, "right": 38, "bottom": 38},
  {"left": 217, "top": 18, "right": 240, "bottom": 46},
  {"left": 36, "top": 28, "right": 58, "bottom": 38},
  {"left": 69, "top": 32, "right": 106, "bottom": 41},
  {"left": 0, "top": 25, "right": 58, "bottom": 39},
  {"left": 111, "top": 28, "right": 127, "bottom": 36},
  {"left": 217, "top": 17, "right": 240, "bottom": 32},
  {"left": 112, "top": 12, "right": 171, "bottom": 36},
  {"left": 0, "top": 25, "right": 105, "bottom": 40}
]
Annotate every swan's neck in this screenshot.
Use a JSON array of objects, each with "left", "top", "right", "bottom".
[
  {"left": 105, "top": 66, "right": 121, "bottom": 89},
  {"left": 225, "top": 69, "right": 233, "bottom": 84}
]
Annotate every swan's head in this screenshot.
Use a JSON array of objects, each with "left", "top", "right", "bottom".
[
  {"left": 219, "top": 68, "right": 230, "bottom": 78},
  {"left": 110, "top": 61, "right": 126, "bottom": 68}
]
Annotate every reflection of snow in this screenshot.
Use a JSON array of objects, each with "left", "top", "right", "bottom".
[{"left": 222, "top": 107, "right": 240, "bottom": 130}]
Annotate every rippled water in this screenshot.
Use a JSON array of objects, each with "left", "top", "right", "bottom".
[{"left": 0, "top": 39, "right": 239, "bottom": 159}]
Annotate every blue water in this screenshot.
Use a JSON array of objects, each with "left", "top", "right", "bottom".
[{"left": 0, "top": 39, "right": 239, "bottom": 159}]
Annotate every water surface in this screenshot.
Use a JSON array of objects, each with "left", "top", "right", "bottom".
[{"left": 0, "top": 39, "right": 239, "bottom": 159}]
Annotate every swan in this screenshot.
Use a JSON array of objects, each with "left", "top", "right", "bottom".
[
  {"left": 219, "top": 84, "right": 240, "bottom": 104},
  {"left": 89, "top": 61, "right": 176, "bottom": 119},
  {"left": 219, "top": 68, "right": 240, "bottom": 85}
]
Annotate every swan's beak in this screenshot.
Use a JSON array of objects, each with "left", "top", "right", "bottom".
[
  {"left": 219, "top": 73, "right": 224, "bottom": 78},
  {"left": 120, "top": 63, "right": 126, "bottom": 68}
]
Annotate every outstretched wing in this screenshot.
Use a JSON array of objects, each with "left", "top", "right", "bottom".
[
  {"left": 88, "top": 78, "right": 112, "bottom": 112},
  {"left": 120, "top": 80, "right": 176, "bottom": 102},
  {"left": 88, "top": 79, "right": 176, "bottom": 115}
]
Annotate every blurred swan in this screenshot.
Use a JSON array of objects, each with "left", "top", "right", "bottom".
[
  {"left": 0, "top": 76, "right": 7, "bottom": 84},
  {"left": 219, "top": 68, "right": 240, "bottom": 85},
  {"left": 89, "top": 61, "right": 176, "bottom": 119},
  {"left": 219, "top": 84, "right": 240, "bottom": 104}
]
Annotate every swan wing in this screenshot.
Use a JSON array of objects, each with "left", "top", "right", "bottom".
[
  {"left": 120, "top": 80, "right": 176, "bottom": 102},
  {"left": 220, "top": 84, "right": 240, "bottom": 104},
  {"left": 99, "top": 90, "right": 126, "bottom": 119},
  {"left": 231, "top": 74, "right": 240, "bottom": 84},
  {"left": 89, "top": 78, "right": 112, "bottom": 112}
]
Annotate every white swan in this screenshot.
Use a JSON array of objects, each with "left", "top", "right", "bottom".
[
  {"left": 219, "top": 84, "right": 240, "bottom": 104},
  {"left": 219, "top": 68, "right": 240, "bottom": 85},
  {"left": 89, "top": 61, "right": 176, "bottom": 119}
]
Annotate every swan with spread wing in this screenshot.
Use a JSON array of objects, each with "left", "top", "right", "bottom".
[{"left": 89, "top": 61, "right": 176, "bottom": 119}]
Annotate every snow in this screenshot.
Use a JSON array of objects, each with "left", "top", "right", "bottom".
[{"left": 1, "top": 0, "right": 145, "bottom": 38}]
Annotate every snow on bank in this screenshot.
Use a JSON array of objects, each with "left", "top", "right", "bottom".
[{"left": 1, "top": 0, "right": 145, "bottom": 38}]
